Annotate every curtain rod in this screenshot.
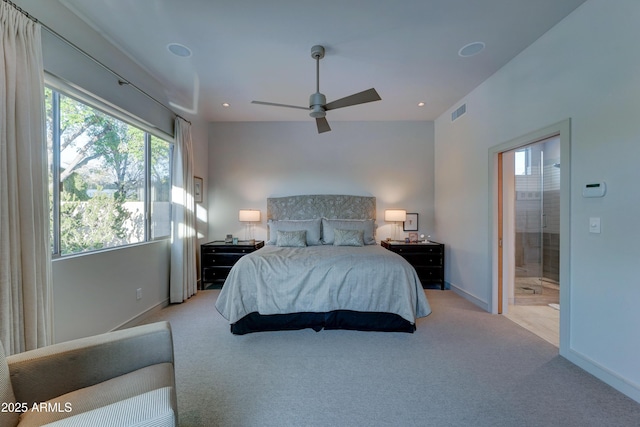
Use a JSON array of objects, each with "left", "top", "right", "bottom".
[
  {"left": 2, "top": 0, "right": 191, "bottom": 125},
  {"left": 2, "top": 0, "right": 34, "bottom": 21}
]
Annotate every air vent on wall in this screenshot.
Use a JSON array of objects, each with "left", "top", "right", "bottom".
[{"left": 451, "top": 103, "right": 466, "bottom": 122}]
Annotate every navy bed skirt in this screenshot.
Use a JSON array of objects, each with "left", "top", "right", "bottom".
[{"left": 229, "top": 310, "right": 416, "bottom": 335}]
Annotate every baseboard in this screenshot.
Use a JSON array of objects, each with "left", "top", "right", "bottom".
[
  {"left": 113, "top": 298, "right": 170, "bottom": 331},
  {"left": 448, "top": 282, "right": 490, "bottom": 312},
  {"left": 564, "top": 347, "right": 640, "bottom": 404}
]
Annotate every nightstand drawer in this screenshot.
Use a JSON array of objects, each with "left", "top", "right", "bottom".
[
  {"left": 202, "top": 246, "right": 255, "bottom": 255},
  {"left": 202, "top": 252, "right": 245, "bottom": 267},
  {"left": 392, "top": 246, "right": 443, "bottom": 255},
  {"left": 399, "top": 253, "right": 442, "bottom": 267},
  {"left": 414, "top": 266, "right": 444, "bottom": 283},
  {"left": 202, "top": 267, "right": 232, "bottom": 282}
]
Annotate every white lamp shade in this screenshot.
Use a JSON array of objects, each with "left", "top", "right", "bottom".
[
  {"left": 239, "top": 209, "right": 261, "bottom": 222},
  {"left": 384, "top": 209, "right": 407, "bottom": 222}
]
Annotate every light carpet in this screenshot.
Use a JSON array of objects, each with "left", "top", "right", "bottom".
[{"left": 137, "top": 290, "right": 640, "bottom": 427}]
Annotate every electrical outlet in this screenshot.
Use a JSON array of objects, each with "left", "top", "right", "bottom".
[{"left": 136, "top": 288, "right": 142, "bottom": 300}]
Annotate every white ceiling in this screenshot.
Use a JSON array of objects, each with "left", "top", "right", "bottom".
[{"left": 54, "top": 0, "right": 586, "bottom": 123}]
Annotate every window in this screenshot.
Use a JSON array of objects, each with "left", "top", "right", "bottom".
[
  {"left": 515, "top": 147, "right": 531, "bottom": 176},
  {"left": 46, "top": 87, "right": 173, "bottom": 256},
  {"left": 149, "top": 135, "right": 172, "bottom": 239}
]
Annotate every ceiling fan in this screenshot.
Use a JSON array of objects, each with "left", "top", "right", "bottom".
[{"left": 251, "top": 45, "right": 381, "bottom": 133}]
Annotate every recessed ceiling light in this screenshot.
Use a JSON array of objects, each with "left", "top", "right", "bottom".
[
  {"left": 222, "top": 102, "right": 230, "bottom": 107},
  {"left": 458, "top": 41, "right": 485, "bottom": 58},
  {"left": 417, "top": 102, "right": 425, "bottom": 107},
  {"left": 167, "top": 43, "right": 192, "bottom": 58}
]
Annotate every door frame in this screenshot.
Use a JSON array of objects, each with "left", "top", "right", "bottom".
[{"left": 489, "top": 119, "right": 571, "bottom": 353}]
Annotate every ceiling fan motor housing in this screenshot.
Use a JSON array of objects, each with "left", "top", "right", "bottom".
[
  {"left": 309, "top": 92, "right": 326, "bottom": 118},
  {"left": 310, "top": 45, "right": 325, "bottom": 59}
]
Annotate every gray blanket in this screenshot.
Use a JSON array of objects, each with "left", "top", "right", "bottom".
[{"left": 215, "top": 244, "right": 431, "bottom": 324}]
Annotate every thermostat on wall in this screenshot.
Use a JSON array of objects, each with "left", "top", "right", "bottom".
[{"left": 582, "top": 181, "right": 606, "bottom": 198}]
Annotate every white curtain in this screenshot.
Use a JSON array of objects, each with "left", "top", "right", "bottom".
[
  {"left": 0, "top": 3, "right": 52, "bottom": 354},
  {"left": 170, "top": 117, "right": 197, "bottom": 303}
]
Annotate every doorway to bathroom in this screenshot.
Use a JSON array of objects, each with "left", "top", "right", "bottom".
[
  {"left": 501, "top": 135, "right": 560, "bottom": 346},
  {"left": 491, "top": 119, "right": 570, "bottom": 350}
]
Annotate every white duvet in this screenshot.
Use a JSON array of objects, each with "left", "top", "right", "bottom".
[{"left": 215, "top": 244, "right": 432, "bottom": 325}]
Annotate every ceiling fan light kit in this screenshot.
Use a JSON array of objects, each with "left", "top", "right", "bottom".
[
  {"left": 251, "top": 45, "right": 381, "bottom": 133},
  {"left": 309, "top": 93, "right": 327, "bottom": 118}
]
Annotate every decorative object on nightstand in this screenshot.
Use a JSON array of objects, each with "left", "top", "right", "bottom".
[
  {"left": 384, "top": 209, "right": 406, "bottom": 241},
  {"left": 239, "top": 209, "right": 261, "bottom": 242},
  {"left": 381, "top": 240, "right": 445, "bottom": 290},
  {"left": 200, "top": 240, "right": 264, "bottom": 289}
]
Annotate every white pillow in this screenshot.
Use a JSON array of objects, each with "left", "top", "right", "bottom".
[
  {"left": 267, "top": 218, "right": 322, "bottom": 245},
  {"left": 321, "top": 218, "right": 375, "bottom": 245}
]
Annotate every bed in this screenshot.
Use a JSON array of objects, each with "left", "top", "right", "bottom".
[{"left": 215, "top": 195, "right": 431, "bottom": 334}]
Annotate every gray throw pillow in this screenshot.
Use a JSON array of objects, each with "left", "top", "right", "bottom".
[
  {"left": 276, "top": 230, "right": 307, "bottom": 247},
  {"left": 333, "top": 229, "right": 365, "bottom": 247}
]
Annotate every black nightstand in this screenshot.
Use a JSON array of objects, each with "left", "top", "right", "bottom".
[
  {"left": 381, "top": 240, "right": 445, "bottom": 290},
  {"left": 200, "top": 240, "right": 264, "bottom": 289}
]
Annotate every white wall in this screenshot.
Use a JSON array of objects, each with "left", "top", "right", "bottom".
[
  {"left": 434, "top": 0, "right": 640, "bottom": 402},
  {"left": 207, "top": 121, "right": 434, "bottom": 243},
  {"left": 52, "top": 240, "right": 170, "bottom": 342}
]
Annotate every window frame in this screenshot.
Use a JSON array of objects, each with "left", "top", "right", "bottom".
[{"left": 46, "top": 74, "right": 174, "bottom": 258}]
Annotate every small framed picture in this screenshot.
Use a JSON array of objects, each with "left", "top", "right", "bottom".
[
  {"left": 403, "top": 213, "right": 418, "bottom": 231},
  {"left": 194, "top": 176, "right": 203, "bottom": 203},
  {"left": 409, "top": 232, "right": 419, "bottom": 243}
]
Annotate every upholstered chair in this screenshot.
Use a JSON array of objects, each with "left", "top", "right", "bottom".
[{"left": 1, "top": 321, "right": 177, "bottom": 426}]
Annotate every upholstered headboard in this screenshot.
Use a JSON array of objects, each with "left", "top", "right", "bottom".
[{"left": 267, "top": 195, "right": 376, "bottom": 221}]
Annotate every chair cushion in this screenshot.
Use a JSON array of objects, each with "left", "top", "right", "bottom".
[
  {"left": 27, "top": 387, "right": 176, "bottom": 427},
  {"left": 1, "top": 341, "right": 20, "bottom": 427},
  {"left": 17, "top": 362, "right": 175, "bottom": 427}
]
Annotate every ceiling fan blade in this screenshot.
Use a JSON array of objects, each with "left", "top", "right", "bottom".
[
  {"left": 316, "top": 117, "right": 331, "bottom": 133},
  {"left": 323, "top": 88, "right": 381, "bottom": 111},
  {"left": 251, "top": 100, "right": 310, "bottom": 111}
]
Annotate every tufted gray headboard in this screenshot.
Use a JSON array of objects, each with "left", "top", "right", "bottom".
[{"left": 267, "top": 194, "right": 376, "bottom": 221}]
